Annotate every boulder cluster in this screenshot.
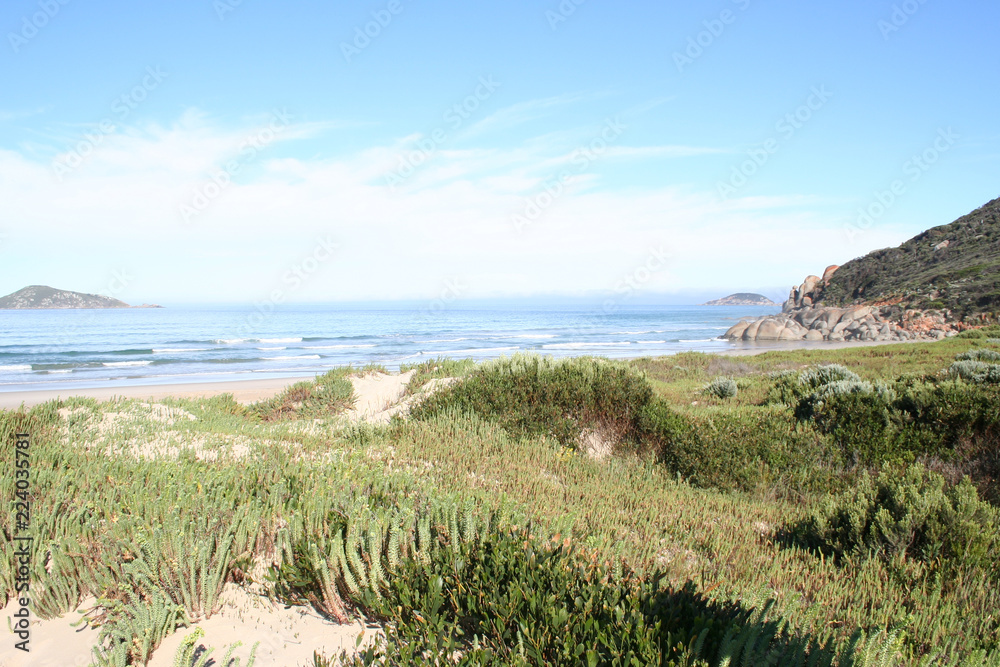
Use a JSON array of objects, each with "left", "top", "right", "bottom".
[{"left": 723, "top": 266, "right": 960, "bottom": 343}]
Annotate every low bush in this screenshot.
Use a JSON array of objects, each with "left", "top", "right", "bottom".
[
  {"left": 783, "top": 370, "right": 898, "bottom": 465},
  {"left": 703, "top": 377, "right": 738, "bottom": 399},
  {"left": 766, "top": 365, "right": 862, "bottom": 407},
  {"left": 410, "top": 354, "right": 653, "bottom": 447},
  {"left": 799, "top": 365, "right": 862, "bottom": 390},
  {"left": 641, "top": 399, "right": 841, "bottom": 494},
  {"left": 950, "top": 360, "right": 1000, "bottom": 384},
  {"left": 400, "top": 357, "right": 477, "bottom": 396},
  {"left": 247, "top": 368, "right": 355, "bottom": 421},
  {"left": 956, "top": 349, "right": 1000, "bottom": 362},
  {"left": 792, "top": 465, "right": 999, "bottom": 572},
  {"left": 957, "top": 325, "right": 1000, "bottom": 340},
  {"left": 804, "top": 389, "right": 899, "bottom": 465}
]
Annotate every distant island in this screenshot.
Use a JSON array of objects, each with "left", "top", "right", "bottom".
[
  {"left": 0, "top": 285, "right": 161, "bottom": 309},
  {"left": 702, "top": 293, "right": 777, "bottom": 306}
]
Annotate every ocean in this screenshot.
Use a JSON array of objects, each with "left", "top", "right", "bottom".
[{"left": 0, "top": 304, "right": 781, "bottom": 393}]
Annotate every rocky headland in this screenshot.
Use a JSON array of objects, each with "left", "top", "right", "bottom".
[
  {"left": 723, "top": 266, "right": 961, "bottom": 342},
  {"left": 725, "top": 197, "right": 1000, "bottom": 343}
]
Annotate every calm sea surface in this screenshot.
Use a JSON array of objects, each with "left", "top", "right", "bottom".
[{"left": 0, "top": 304, "right": 781, "bottom": 392}]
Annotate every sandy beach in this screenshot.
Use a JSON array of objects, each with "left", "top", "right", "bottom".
[
  {"left": 0, "top": 376, "right": 317, "bottom": 410},
  {"left": 0, "top": 339, "right": 928, "bottom": 410}
]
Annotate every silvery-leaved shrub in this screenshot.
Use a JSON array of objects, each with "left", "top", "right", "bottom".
[
  {"left": 767, "top": 365, "right": 862, "bottom": 406},
  {"left": 949, "top": 359, "right": 1000, "bottom": 384},
  {"left": 703, "top": 377, "right": 738, "bottom": 399},
  {"left": 797, "top": 379, "right": 896, "bottom": 420},
  {"left": 798, "top": 364, "right": 861, "bottom": 390},
  {"left": 955, "top": 348, "right": 1000, "bottom": 362}
]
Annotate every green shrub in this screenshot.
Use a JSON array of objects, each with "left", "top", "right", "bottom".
[
  {"left": 794, "top": 465, "right": 999, "bottom": 571},
  {"left": 247, "top": 368, "right": 355, "bottom": 421},
  {"left": 703, "top": 377, "right": 738, "bottom": 399},
  {"left": 956, "top": 349, "right": 1000, "bottom": 362},
  {"left": 410, "top": 354, "right": 653, "bottom": 447},
  {"left": 950, "top": 360, "right": 1000, "bottom": 384},
  {"left": 764, "top": 370, "right": 806, "bottom": 405},
  {"left": 766, "top": 365, "right": 862, "bottom": 407},
  {"left": 400, "top": 357, "right": 477, "bottom": 395},
  {"left": 641, "top": 399, "right": 841, "bottom": 494},
  {"left": 795, "top": 380, "right": 898, "bottom": 465},
  {"left": 799, "top": 364, "right": 862, "bottom": 390},
  {"left": 957, "top": 325, "right": 1000, "bottom": 340}
]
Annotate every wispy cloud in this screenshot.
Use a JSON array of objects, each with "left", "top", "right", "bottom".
[
  {"left": 459, "top": 91, "right": 604, "bottom": 139},
  {"left": 0, "top": 106, "right": 51, "bottom": 122},
  {"left": 0, "top": 109, "right": 894, "bottom": 302}
]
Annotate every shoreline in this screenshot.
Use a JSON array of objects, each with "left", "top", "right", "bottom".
[
  {"left": 0, "top": 375, "right": 317, "bottom": 410},
  {"left": 0, "top": 338, "right": 928, "bottom": 410}
]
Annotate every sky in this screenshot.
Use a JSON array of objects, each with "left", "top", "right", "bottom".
[{"left": 1, "top": 0, "right": 998, "bottom": 306}]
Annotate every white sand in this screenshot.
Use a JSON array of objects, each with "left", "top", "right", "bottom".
[
  {"left": 342, "top": 370, "right": 416, "bottom": 424},
  {"left": 341, "top": 371, "right": 456, "bottom": 424},
  {"left": 148, "top": 584, "right": 377, "bottom": 667},
  {"left": 0, "top": 599, "right": 102, "bottom": 667},
  {"left": 0, "top": 377, "right": 316, "bottom": 410},
  {"left": 0, "top": 587, "right": 376, "bottom": 667}
]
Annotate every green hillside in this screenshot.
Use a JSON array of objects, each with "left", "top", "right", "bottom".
[{"left": 821, "top": 197, "right": 1000, "bottom": 317}]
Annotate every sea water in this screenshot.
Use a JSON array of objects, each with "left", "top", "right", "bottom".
[{"left": 0, "top": 304, "right": 781, "bottom": 392}]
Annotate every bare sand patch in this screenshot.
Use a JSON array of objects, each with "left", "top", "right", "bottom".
[
  {"left": 0, "top": 377, "right": 317, "bottom": 411},
  {"left": 149, "top": 585, "right": 377, "bottom": 667},
  {"left": 342, "top": 370, "right": 416, "bottom": 424},
  {"left": 0, "top": 591, "right": 376, "bottom": 667},
  {"left": 341, "top": 371, "right": 458, "bottom": 425}
]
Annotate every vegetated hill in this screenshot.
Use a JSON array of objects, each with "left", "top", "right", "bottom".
[
  {"left": 702, "top": 293, "right": 777, "bottom": 306},
  {"left": 0, "top": 285, "right": 154, "bottom": 309},
  {"left": 820, "top": 197, "right": 1000, "bottom": 317}
]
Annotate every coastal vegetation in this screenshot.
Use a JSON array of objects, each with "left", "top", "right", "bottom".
[
  {"left": 819, "top": 197, "right": 1000, "bottom": 318},
  {"left": 3, "top": 331, "right": 1000, "bottom": 665}
]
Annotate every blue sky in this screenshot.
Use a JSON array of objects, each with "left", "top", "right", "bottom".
[{"left": 1, "top": 0, "right": 997, "bottom": 305}]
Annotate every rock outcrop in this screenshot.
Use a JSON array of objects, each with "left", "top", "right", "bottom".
[{"left": 723, "top": 267, "right": 962, "bottom": 343}]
